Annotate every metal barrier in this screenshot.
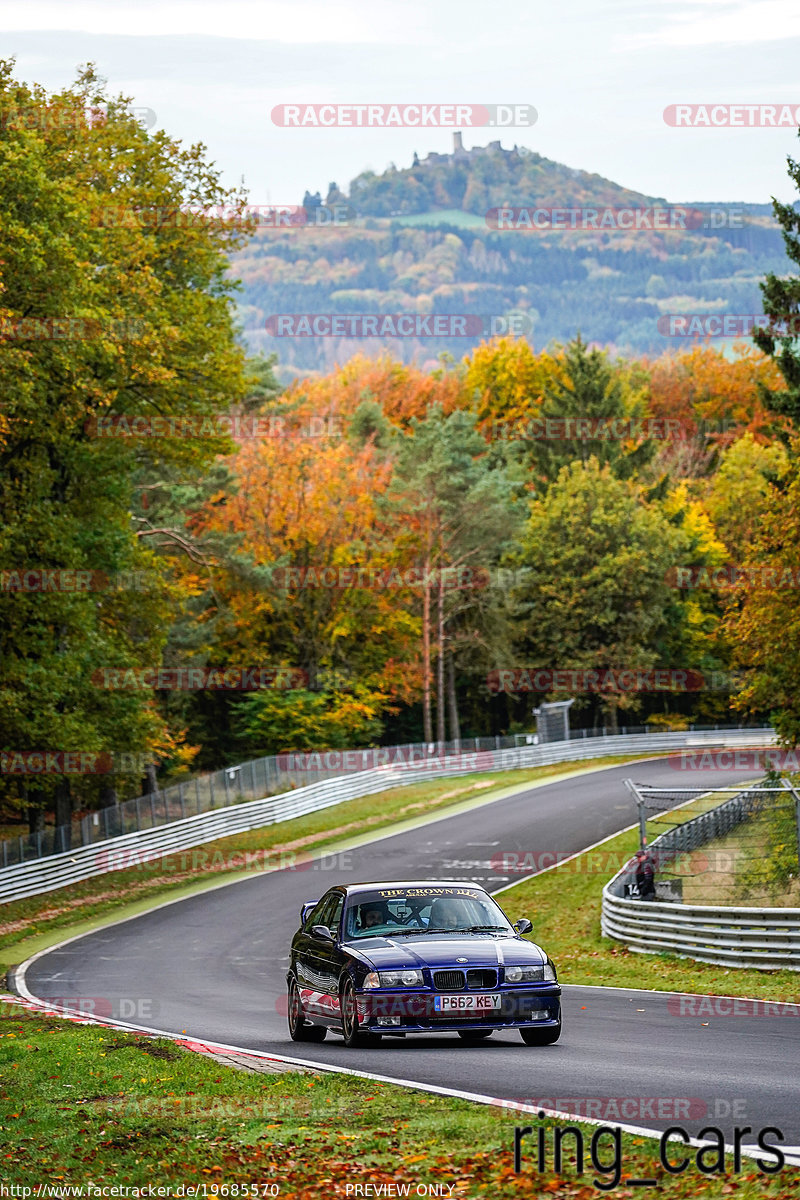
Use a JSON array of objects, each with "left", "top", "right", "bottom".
[
  {"left": 0, "top": 727, "right": 775, "bottom": 904},
  {"left": 0, "top": 723, "right": 772, "bottom": 867},
  {"left": 602, "top": 781, "right": 800, "bottom": 971}
]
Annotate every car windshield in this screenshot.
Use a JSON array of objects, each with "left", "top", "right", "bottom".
[{"left": 343, "top": 886, "right": 514, "bottom": 939}]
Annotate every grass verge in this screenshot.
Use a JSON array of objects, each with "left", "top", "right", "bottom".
[
  {"left": 680, "top": 804, "right": 800, "bottom": 908},
  {"left": 502, "top": 790, "right": 800, "bottom": 1000},
  {"left": 1, "top": 999, "right": 797, "bottom": 1197},
  {"left": 0, "top": 754, "right": 652, "bottom": 974}
]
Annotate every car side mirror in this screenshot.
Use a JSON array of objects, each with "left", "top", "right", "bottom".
[
  {"left": 514, "top": 917, "right": 533, "bottom": 935},
  {"left": 301, "top": 902, "right": 318, "bottom": 925},
  {"left": 311, "top": 924, "right": 335, "bottom": 941}
]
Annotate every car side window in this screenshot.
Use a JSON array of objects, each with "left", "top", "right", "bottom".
[
  {"left": 327, "top": 893, "right": 344, "bottom": 938},
  {"left": 307, "top": 891, "right": 343, "bottom": 936},
  {"left": 306, "top": 892, "right": 335, "bottom": 930}
]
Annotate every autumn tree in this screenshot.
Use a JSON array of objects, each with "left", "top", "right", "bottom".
[
  {"left": 723, "top": 138, "right": 800, "bottom": 740},
  {"left": 389, "top": 406, "right": 520, "bottom": 743},
  {"left": 0, "top": 61, "right": 250, "bottom": 828},
  {"left": 753, "top": 137, "right": 800, "bottom": 423},
  {"left": 509, "top": 459, "right": 723, "bottom": 730}
]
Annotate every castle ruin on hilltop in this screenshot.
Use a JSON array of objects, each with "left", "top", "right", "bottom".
[
  {"left": 412, "top": 131, "right": 524, "bottom": 168},
  {"left": 304, "top": 134, "right": 527, "bottom": 210}
]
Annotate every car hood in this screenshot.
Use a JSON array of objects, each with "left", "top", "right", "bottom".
[{"left": 349, "top": 934, "right": 548, "bottom": 971}]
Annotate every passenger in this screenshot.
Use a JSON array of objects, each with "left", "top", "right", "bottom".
[{"left": 428, "top": 897, "right": 463, "bottom": 929}]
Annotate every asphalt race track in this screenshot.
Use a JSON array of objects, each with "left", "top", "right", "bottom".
[{"left": 23, "top": 755, "right": 800, "bottom": 1155}]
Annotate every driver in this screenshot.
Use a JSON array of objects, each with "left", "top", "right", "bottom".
[{"left": 360, "top": 903, "right": 387, "bottom": 930}]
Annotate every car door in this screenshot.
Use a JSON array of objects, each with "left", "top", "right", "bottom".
[
  {"left": 296, "top": 890, "right": 344, "bottom": 1018},
  {"left": 314, "top": 890, "right": 345, "bottom": 1008}
]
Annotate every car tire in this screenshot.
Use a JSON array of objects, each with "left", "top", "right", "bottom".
[
  {"left": 288, "top": 978, "right": 327, "bottom": 1043},
  {"left": 520, "top": 1022, "right": 561, "bottom": 1046},
  {"left": 340, "top": 976, "right": 381, "bottom": 1047},
  {"left": 457, "top": 1030, "right": 493, "bottom": 1041}
]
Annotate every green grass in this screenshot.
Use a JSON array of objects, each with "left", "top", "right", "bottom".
[
  {"left": 0, "top": 755, "right": 652, "bottom": 972},
  {"left": 679, "top": 803, "right": 800, "bottom": 908},
  {"left": 504, "top": 790, "right": 800, "bottom": 1000},
  {"left": 1, "top": 1000, "right": 796, "bottom": 1195}
]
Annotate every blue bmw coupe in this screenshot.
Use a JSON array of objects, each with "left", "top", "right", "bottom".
[{"left": 287, "top": 879, "right": 561, "bottom": 1047}]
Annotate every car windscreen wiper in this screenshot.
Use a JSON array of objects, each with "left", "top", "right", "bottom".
[{"left": 421, "top": 925, "right": 509, "bottom": 934}]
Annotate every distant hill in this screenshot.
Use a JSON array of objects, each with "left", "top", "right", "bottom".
[
  {"left": 345, "top": 134, "right": 662, "bottom": 217},
  {"left": 232, "top": 137, "right": 789, "bottom": 380}
]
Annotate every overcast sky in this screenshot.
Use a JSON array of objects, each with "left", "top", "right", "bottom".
[{"left": 2, "top": 0, "right": 799, "bottom": 206}]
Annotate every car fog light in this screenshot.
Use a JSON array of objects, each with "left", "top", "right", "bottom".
[{"left": 377, "top": 1016, "right": 402, "bottom": 1026}]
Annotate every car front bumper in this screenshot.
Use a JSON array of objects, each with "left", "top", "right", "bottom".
[{"left": 356, "top": 985, "right": 561, "bottom": 1032}]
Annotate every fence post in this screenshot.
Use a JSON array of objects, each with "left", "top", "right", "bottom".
[
  {"left": 624, "top": 778, "right": 648, "bottom": 850},
  {"left": 781, "top": 778, "right": 800, "bottom": 874},
  {"left": 179, "top": 782, "right": 186, "bottom": 819}
]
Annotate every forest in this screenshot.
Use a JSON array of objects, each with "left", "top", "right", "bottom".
[{"left": 2, "top": 64, "right": 800, "bottom": 834}]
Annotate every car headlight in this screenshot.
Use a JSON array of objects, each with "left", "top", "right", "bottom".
[
  {"left": 505, "top": 964, "right": 546, "bottom": 983},
  {"left": 543, "top": 962, "right": 557, "bottom": 982},
  {"left": 364, "top": 969, "right": 425, "bottom": 988}
]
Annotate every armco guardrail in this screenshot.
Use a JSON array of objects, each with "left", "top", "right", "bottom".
[
  {"left": 602, "top": 782, "right": 800, "bottom": 971},
  {"left": 0, "top": 728, "right": 775, "bottom": 904},
  {"left": 1, "top": 723, "right": 773, "bottom": 866}
]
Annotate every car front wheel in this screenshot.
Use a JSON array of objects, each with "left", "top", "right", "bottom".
[
  {"left": 340, "top": 976, "right": 381, "bottom": 1047},
  {"left": 520, "top": 1021, "right": 561, "bottom": 1046},
  {"left": 288, "top": 978, "right": 327, "bottom": 1043}
]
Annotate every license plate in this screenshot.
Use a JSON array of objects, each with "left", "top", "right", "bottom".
[{"left": 434, "top": 993, "right": 501, "bottom": 1013}]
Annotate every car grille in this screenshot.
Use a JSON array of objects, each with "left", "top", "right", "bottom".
[
  {"left": 433, "top": 968, "right": 498, "bottom": 991},
  {"left": 433, "top": 970, "right": 465, "bottom": 991},
  {"left": 467, "top": 968, "right": 498, "bottom": 989}
]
